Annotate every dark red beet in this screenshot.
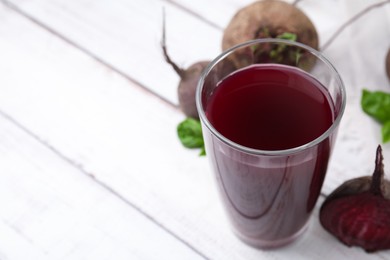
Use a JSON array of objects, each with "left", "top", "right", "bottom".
[
  {"left": 177, "top": 61, "right": 210, "bottom": 119},
  {"left": 161, "top": 15, "right": 209, "bottom": 119},
  {"left": 320, "top": 145, "right": 390, "bottom": 252}
]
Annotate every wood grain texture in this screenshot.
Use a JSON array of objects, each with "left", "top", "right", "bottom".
[
  {"left": 0, "top": 112, "right": 204, "bottom": 260},
  {"left": 3, "top": 0, "right": 221, "bottom": 105}
]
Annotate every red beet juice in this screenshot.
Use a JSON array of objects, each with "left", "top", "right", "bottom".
[
  {"left": 206, "top": 64, "right": 333, "bottom": 150},
  {"left": 203, "top": 64, "right": 334, "bottom": 247}
]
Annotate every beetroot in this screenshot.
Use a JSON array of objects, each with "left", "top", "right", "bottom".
[
  {"left": 320, "top": 146, "right": 390, "bottom": 252},
  {"left": 161, "top": 15, "right": 209, "bottom": 119},
  {"left": 222, "top": 0, "right": 318, "bottom": 69}
]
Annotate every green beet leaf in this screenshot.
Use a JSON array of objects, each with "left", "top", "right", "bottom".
[
  {"left": 199, "top": 146, "right": 206, "bottom": 156},
  {"left": 361, "top": 89, "right": 390, "bottom": 124},
  {"left": 382, "top": 121, "right": 390, "bottom": 143},
  {"left": 277, "top": 32, "right": 297, "bottom": 41},
  {"left": 177, "top": 118, "right": 206, "bottom": 156}
]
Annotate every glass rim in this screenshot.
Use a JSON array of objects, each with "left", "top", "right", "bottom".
[{"left": 196, "top": 38, "right": 346, "bottom": 156}]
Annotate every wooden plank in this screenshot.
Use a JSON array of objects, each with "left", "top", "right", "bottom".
[
  {"left": 3, "top": 0, "right": 222, "bottom": 105},
  {"left": 0, "top": 1, "right": 389, "bottom": 259},
  {"left": 0, "top": 114, "right": 204, "bottom": 259}
]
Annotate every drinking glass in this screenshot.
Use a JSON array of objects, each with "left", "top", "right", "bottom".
[{"left": 196, "top": 38, "right": 346, "bottom": 249}]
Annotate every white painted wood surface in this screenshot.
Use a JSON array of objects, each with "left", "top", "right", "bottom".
[{"left": 0, "top": 0, "right": 389, "bottom": 259}]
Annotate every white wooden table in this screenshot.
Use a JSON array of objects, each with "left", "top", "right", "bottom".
[{"left": 0, "top": 0, "right": 389, "bottom": 259}]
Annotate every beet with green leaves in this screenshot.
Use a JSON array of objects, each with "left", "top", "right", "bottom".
[{"left": 221, "top": 0, "right": 319, "bottom": 70}]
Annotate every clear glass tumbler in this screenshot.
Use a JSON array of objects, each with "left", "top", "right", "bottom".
[{"left": 196, "top": 39, "right": 346, "bottom": 249}]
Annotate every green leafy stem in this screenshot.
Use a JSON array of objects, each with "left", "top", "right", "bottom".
[
  {"left": 177, "top": 118, "right": 206, "bottom": 156},
  {"left": 361, "top": 89, "right": 390, "bottom": 143}
]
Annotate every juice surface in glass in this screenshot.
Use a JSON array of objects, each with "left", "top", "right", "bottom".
[{"left": 206, "top": 64, "right": 334, "bottom": 150}]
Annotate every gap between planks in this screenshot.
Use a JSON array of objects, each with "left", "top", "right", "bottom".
[
  {"left": 0, "top": 100, "right": 211, "bottom": 260},
  {"left": 161, "top": 0, "right": 224, "bottom": 31}
]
